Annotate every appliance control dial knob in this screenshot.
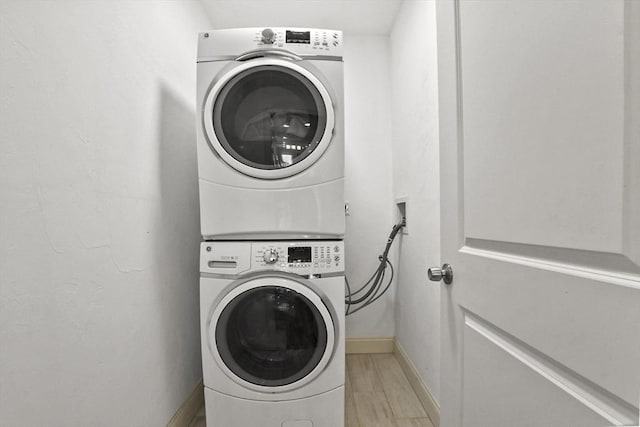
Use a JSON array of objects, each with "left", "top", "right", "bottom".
[
  {"left": 261, "top": 28, "right": 275, "bottom": 44},
  {"left": 263, "top": 248, "right": 279, "bottom": 264}
]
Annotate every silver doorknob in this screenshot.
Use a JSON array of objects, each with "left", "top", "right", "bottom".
[{"left": 428, "top": 263, "right": 453, "bottom": 285}]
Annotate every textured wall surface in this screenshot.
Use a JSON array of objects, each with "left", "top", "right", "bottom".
[
  {"left": 343, "top": 35, "right": 398, "bottom": 338},
  {"left": 0, "top": 1, "right": 210, "bottom": 425},
  {"left": 390, "top": 0, "right": 442, "bottom": 403}
]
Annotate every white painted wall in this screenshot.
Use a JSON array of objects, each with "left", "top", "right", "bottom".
[
  {"left": 201, "top": 0, "right": 401, "bottom": 36},
  {"left": 343, "top": 36, "right": 398, "bottom": 338},
  {"left": 0, "top": 1, "right": 210, "bottom": 426},
  {"left": 390, "top": 0, "right": 442, "bottom": 402}
]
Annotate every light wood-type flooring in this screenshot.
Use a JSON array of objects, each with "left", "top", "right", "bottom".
[{"left": 189, "top": 353, "right": 434, "bottom": 427}]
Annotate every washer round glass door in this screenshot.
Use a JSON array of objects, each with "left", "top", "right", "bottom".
[
  {"left": 202, "top": 58, "right": 335, "bottom": 179},
  {"left": 209, "top": 276, "right": 336, "bottom": 392}
]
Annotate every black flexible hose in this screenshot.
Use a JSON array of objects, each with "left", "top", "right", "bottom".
[
  {"left": 347, "top": 260, "right": 394, "bottom": 316},
  {"left": 345, "top": 220, "right": 404, "bottom": 315},
  {"left": 346, "top": 225, "right": 398, "bottom": 305},
  {"left": 347, "top": 263, "right": 385, "bottom": 304}
]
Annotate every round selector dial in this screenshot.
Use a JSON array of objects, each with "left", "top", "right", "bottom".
[
  {"left": 263, "top": 248, "right": 279, "bottom": 264},
  {"left": 261, "top": 28, "right": 276, "bottom": 44}
]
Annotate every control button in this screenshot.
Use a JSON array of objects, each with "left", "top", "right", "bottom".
[
  {"left": 261, "top": 28, "right": 276, "bottom": 44},
  {"left": 334, "top": 246, "right": 340, "bottom": 252},
  {"left": 334, "top": 255, "right": 340, "bottom": 262},
  {"left": 263, "top": 248, "right": 279, "bottom": 264}
]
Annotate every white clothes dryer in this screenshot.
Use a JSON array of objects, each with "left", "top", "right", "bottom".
[
  {"left": 199, "top": 241, "right": 345, "bottom": 427},
  {"left": 196, "top": 28, "right": 345, "bottom": 240}
]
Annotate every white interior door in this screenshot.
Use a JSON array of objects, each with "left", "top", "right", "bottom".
[{"left": 436, "top": 1, "right": 640, "bottom": 426}]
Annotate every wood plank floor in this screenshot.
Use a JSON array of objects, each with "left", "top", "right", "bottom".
[{"left": 189, "top": 353, "right": 434, "bottom": 427}]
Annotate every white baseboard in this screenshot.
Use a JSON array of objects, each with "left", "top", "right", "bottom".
[
  {"left": 346, "top": 337, "right": 395, "bottom": 354},
  {"left": 393, "top": 340, "right": 441, "bottom": 427},
  {"left": 166, "top": 380, "right": 204, "bottom": 427}
]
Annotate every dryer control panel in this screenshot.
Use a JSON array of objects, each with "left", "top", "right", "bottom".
[
  {"left": 251, "top": 27, "right": 342, "bottom": 52},
  {"left": 200, "top": 241, "right": 344, "bottom": 276},
  {"left": 197, "top": 27, "right": 343, "bottom": 60}
]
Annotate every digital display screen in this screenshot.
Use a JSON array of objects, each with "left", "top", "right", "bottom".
[
  {"left": 288, "top": 247, "right": 312, "bottom": 263},
  {"left": 286, "top": 30, "right": 311, "bottom": 44}
]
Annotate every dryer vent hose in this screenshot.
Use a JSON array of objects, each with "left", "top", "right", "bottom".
[{"left": 344, "top": 219, "right": 405, "bottom": 316}]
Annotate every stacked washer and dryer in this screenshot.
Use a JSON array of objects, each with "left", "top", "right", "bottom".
[{"left": 195, "top": 28, "right": 345, "bottom": 427}]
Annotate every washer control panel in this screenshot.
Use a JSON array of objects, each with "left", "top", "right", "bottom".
[
  {"left": 254, "top": 241, "right": 344, "bottom": 274},
  {"left": 201, "top": 241, "right": 344, "bottom": 275}
]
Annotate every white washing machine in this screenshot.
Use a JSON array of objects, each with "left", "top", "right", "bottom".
[
  {"left": 199, "top": 240, "right": 345, "bottom": 427},
  {"left": 196, "top": 28, "right": 345, "bottom": 241}
]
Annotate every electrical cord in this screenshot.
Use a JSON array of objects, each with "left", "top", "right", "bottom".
[{"left": 345, "top": 220, "right": 405, "bottom": 316}]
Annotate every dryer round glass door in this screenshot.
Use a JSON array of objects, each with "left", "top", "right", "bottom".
[
  {"left": 202, "top": 58, "right": 335, "bottom": 179},
  {"left": 210, "top": 277, "right": 336, "bottom": 392}
]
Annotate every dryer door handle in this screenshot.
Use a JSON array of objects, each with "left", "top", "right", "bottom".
[{"left": 235, "top": 49, "right": 303, "bottom": 62}]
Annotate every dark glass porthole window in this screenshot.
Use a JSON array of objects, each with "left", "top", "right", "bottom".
[
  {"left": 215, "top": 286, "right": 328, "bottom": 387},
  {"left": 212, "top": 65, "right": 328, "bottom": 170}
]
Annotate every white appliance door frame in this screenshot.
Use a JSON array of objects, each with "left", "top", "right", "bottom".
[
  {"left": 202, "top": 57, "right": 335, "bottom": 180},
  {"left": 437, "top": 0, "right": 640, "bottom": 426},
  {"left": 207, "top": 275, "right": 336, "bottom": 394}
]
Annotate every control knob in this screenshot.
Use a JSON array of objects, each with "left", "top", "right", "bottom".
[
  {"left": 263, "top": 248, "right": 279, "bottom": 264},
  {"left": 261, "top": 28, "right": 276, "bottom": 44}
]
